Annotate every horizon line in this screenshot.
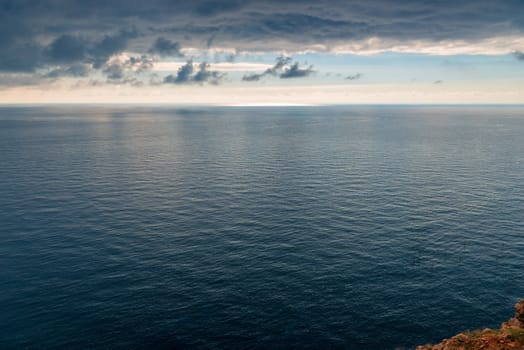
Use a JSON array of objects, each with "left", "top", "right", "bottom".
[{"left": 1, "top": 103, "right": 524, "bottom": 107}]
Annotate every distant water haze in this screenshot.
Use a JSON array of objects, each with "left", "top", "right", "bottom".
[{"left": 1, "top": 106, "right": 523, "bottom": 349}]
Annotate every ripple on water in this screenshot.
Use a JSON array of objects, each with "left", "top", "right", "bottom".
[{"left": 1, "top": 106, "right": 523, "bottom": 349}]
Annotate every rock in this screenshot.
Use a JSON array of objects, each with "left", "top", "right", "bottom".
[
  {"left": 502, "top": 317, "right": 521, "bottom": 329},
  {"left": 515, "top": 300, "right": 524, "bottom": 326},
  {"left": 418, "top": 299, "right": 524, "bottom": 350}
]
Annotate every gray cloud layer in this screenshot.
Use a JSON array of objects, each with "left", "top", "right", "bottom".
[
  {"left": 149, "top": 37, "right": 184, "bottom": 57},
  {"left": 1, "top": 0, "right": 523, "bottom": 85}
]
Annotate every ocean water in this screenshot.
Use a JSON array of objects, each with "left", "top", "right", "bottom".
[{"left": 1, "top": 105, "right": 523, "bottom": 349}]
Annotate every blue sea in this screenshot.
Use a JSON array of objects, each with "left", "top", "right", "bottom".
[{"left": 1, "top": 105, "right": 523, "bottom": 349}]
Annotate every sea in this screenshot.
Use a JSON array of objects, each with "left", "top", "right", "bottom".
[{"left": 1, "top": 105, "right": 523, "bottom": 349}]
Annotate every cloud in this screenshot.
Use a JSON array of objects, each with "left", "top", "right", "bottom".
[
  {"left": 2, "top": 1, "right": 523, "bottom": 56},
  {"left": 42, "top": 29, "right": 137, "bottom": 72},
  {"left": 243, "top": 55, "right": 313, "bottom": 81},
  {"left": 100, "top": 55, "right": 152, "bottom": 83},
  {"left": 10, "top": 29, "right": 141, "bottom": 83},
  {"left": 46, "top": 64, "right": 91, "bottom": 78},
  {"left": 106, "top": 77, "right": 144, "bottom": 86},
  {"left": 193, "top": 62, "right": 222, "bottom": 84},
  {"left": 164, "top": 60, "right": 194, "bottom": 83},
  {"left": 514, "top": 51, "right": 524, "bottom": 61},
  {"left": 206, "top": 35, "right": 216, "bottom": 49},
  {"left": 157, "top": 1, "right": 524, "bottom": 53},
  {"left": 279, "top": 62, "right": 314, "bottom": 79},
  {"left": 345, "top": 73, "right": 362, "bottom": 80},
  {"left": 0, "top": 27, "right": 138, "bottom": 75},
  {"left": 124, "top": 55, "right": 154, "bottom": 72},
  {"left": 103, "top": 63, "right": 125, "bottom": 80},
  {"left": 0, "top": 43, "right": 42, "bottom": 72},
  {"left": 163, "top": 60, "right": 223, "bottom": 84},
  {"left": 0, "top": 72, "right": 50, "bottom": 89},
  {"left": 241, "top": 73, "right": 264, "bottom": 82},
  {"left": 1, "top": 0, "right": 524, "bottom": 87},
  {"left": 194, "top": 0, "right": 244, "bottom": 17},
  {"left": 149, "top": 37, "right": 183, "bottom": 56},
  {"left": 273, "top": 56, "right": 292, "bottom": 71},
  {"left": 90, "top": 29, "right": 138, "bottom": 68},
  {"left": 242, "top": 56, "right": 290, "bottom": 81},
  {"left": 46, "top": 34, "right": 87, "bottom": 63},
  {"left": 42, "top": 30, "right": 137, "bottom": 72},
  {"left": 225, "top": 53, "right": 236, "bottom": 62},
  {"left": 242, "top": 56, "right": 286, "bottom": 81},
  {"left": 161, "top": 74, "right": 177, "bottom": 84}
]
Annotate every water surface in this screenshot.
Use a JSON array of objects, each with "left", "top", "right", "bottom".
[{"left": 1, "top": 106, "right": 523, "bottom": 349}]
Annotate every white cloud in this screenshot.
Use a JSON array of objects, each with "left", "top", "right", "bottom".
[{"left": 330, "top": 36, "right": 524, "bottom": 56}]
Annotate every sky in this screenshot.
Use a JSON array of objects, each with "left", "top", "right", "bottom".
[{"left": 1, "top": 0, "right": 524, "bottom": 104}]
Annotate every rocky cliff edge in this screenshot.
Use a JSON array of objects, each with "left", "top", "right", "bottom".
[{"left": 417, "top": 300, "right": 524, "bottom": 350}]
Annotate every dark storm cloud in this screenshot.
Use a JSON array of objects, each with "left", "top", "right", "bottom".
[
  {"left": 3, "top": 0, "right": 523, "bottom": 50},
  {"left": 43, "top": 30, "right": 137, "bottom": 69},
  {"left": 345, "top": 73, "right": 362, "bottom": 80},
  {"left": 163, "top": 60, "right": 223, "bottom": 84},
  {"left": 1, "top": 0, "right": 523, "bottom": 83},
  {"left": 243, "top": 56, "right": 313, "bottom": 81},
  {"left": 46, "top": 34, "right": 87, "bottom": 63},
  {"left": 0, "top": 43, "right": 42, "bottom": 72},
  {"left": 0, "top": 28, "right": 136, "bottom": 74},
  {"left": 149, "top": 37, "right": 183, "bottom": 56},
  {"left": 194, "top": 0, "right": 244, "bottom": 17},
  {"left": 90, "top": 29, "right": 138, "bottom": 68}
]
